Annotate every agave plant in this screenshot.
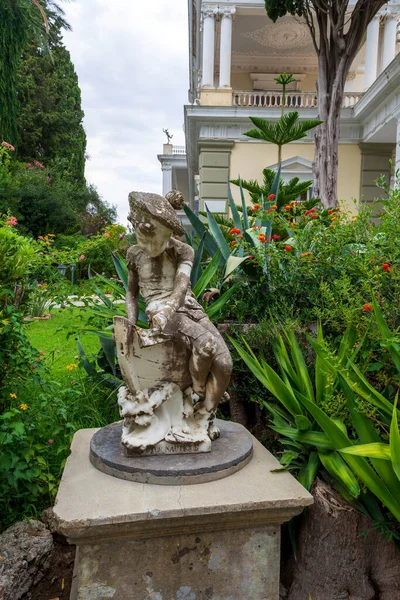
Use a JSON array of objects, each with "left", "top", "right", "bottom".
[{"left": 229, "top": 303, "right": 400, "bottom": 531}]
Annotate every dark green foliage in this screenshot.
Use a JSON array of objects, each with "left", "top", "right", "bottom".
[
  {"left": 264, "top": 0, "right": 305, "bottom": 22},
  {"left": 0, "top": 0, "right": 70, "bottom": 146},
  {"left": 17, "top": 27, "right": 87, "bottom": 183}
]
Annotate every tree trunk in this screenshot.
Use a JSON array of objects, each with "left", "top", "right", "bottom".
[
  {"left": 280, "top": 479, "right": 400, "bottom": 600},
  {"left": 313, "top": 54, "right": 346, "bottom": 209}
]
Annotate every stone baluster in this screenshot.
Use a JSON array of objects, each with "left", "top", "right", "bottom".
[
  {"left": 364, "top": 16, "right": 380, "bottom": 89},
  {"left": 201, "top": 5, "right": 218, "bottom": 88},
  {"left": 219, "top": 7, "right": 236, "bottom": 89}
]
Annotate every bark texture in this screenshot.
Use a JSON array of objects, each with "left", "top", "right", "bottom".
[
  {"left": 298, "top": 1, "right": 389, "bottom": 208},
  {"left": 281, "top": 479, "right": 400, "bottom": 600}
]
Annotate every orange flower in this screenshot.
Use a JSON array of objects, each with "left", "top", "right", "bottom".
[
  {"left": 311, "top": 214, "right": 318, "bottom": 219},
  {"left": 382, "top": 263, "right": 390, "bottom": 272},
  {"left": 328, "top": 209, "right": 333, "bottom": 215},
  {"left": 231, "top": 241, "right": 237, "bottom": 246},
  {"left": 285, "top": 245, "right": 293, "bottom": 252},
  {"left": 229, "top": 227, "right": 241, "bottom": 235},
  {"left": 20, "top": 404, "right": 28, "bottom": 410},
  {"left": 301, "top": 252, "right": 313, "bottom": 257},
  {"left": 331, "top": 216, "right": 337, "bottom": 221},
  {"left": 270, "top": 204, "right": 277, "bottom": 209},
  {"left": 258, "top": 234, "right": 266, "bottom": 242},
  {"left": 284, "top": 205, "right": 291, "bottom": 211},
  {"left": 252, "top": 204, "right": 261, "bottom": 211},
  {"left": 363, "top": 303, "right": 373, "bottom": 312},
  {"left": 329, "top": 225, "right": 335, "bottom": 229}
]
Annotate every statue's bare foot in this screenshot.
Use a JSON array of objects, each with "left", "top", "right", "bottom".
[{"left": 208, "top": 418, "right": 220, "bottom": 441}]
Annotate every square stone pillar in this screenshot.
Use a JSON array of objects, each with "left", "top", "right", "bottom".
[{"left": 54, "top": 428, "right": 312, "bottom": 600}]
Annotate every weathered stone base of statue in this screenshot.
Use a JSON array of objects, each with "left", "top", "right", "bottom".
[
  {"left": 54, "top": 427, "right": 312, "bottom": 600},
  {"left": 89, "top": 419, "right": 252, "bottom": 484}
]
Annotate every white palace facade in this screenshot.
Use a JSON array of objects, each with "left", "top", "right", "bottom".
[{"left": 158, "top": 0, "right": 400, "bottom": 215}]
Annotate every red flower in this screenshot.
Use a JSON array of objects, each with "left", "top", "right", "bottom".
[
  {"left": 363, "top": 303, "right": 373, "bottom": 312},
  {"left": 231, "top": 240, "right": 237, "bottom": 246},
  {"left": 285, "top": 245, "right": 293, "bottom": 252},
  {"left": 272, "top": 234, "right": 280, "bottom": 240},
  {"left": 382, "top": 263, "right": 390, "bottom": 272},
  {"left": 229, "top": 227, "right": 241, "bottom": 235},
  {"left": 268, "top": 194, "right": 276, "bottom": 200},
  {"left": 258, "top": 233, "right": 266, "bottom": 242},
  {"left": 311, "top": 214, "right": 318, "bottom": 219}
]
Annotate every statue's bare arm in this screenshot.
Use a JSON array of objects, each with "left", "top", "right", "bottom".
[{"left": 126, "top": 261, "right": 139, "bottom": 324}]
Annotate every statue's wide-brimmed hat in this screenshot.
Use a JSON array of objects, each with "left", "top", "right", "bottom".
[{"left": 128, "top": 191, "right": 184, "bottom": 236}]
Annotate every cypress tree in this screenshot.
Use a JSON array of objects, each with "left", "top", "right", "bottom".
[{"left": 17, "top": 25, "right": 86, "bottom": 184}]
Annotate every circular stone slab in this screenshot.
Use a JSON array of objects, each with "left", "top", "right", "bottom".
[{"left": 89, "top": 420, "right": 253, "bottom": 485}]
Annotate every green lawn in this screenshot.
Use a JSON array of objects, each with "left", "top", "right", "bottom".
[{"left": 25, "top": 307, "right": 101, "bottom": 380}]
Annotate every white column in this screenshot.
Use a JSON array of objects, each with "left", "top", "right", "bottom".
[
  {"left": 162, "top": 163, "right": 172, "bottom": 195},
  {"left": 382, "top": 12, "right": 398, "bottom": 71},
  {"left": 201, "top": 7, "right": 216, "bottom": 88},
  {"left": 219, "top": 7, "right": 236, "bottom": 89},
  {"left": 364, "top": 17, "right": 380, "bottom": 89}
]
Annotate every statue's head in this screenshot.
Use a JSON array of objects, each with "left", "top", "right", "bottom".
[{"left": 128, "top": 191, "right": 185, "bottom": 257}]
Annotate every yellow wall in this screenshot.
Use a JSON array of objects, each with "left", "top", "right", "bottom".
[
  {"left": 230, "top": 142, "right": 361, "bottom": 211},
  {"left": 299, "top": 74, "right": 318, "bottom": 91},
  {"left": 231, "top": 72, "right": 253, "bottom": 91}
]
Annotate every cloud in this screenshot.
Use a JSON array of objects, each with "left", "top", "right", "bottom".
[{"left": 62, "top": 0, "right": 188, "bottom": 224}]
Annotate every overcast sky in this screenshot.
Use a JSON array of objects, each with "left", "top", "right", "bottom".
[{"left": 62, "top": 1, "right": 189, "bottom": 225}]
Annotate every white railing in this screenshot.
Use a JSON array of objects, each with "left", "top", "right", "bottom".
[
  {"left": 233, "top": 91, "right": 364, "bottom": 109},
  {"left": 172, "top": 145, "right": 186, "bottom": 155}
]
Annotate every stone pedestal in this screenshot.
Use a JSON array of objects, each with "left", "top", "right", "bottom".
[{"left": 54, "top": 427, "right": 312, "bottom": 600}]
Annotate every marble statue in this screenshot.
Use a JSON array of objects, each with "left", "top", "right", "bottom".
[{"left": 114, "top": 190, "right": 232, "bottom": 455}]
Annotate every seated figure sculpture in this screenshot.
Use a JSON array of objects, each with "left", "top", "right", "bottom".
[{"left": 114, "top": 190, "right": 232, "bottom": 455}]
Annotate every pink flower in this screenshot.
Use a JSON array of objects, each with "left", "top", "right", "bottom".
[
  {"left": 34, "top": 160, "right": 45, "bottom": 169},
  {"left": 2, "top": 141, "right": 15, "bottom": 151},
  {"left": 48, "top": 439, "right": 55, "bottom": 445},
  {"left": 6, "top": 216, "right": 18, "bottom": 226},
  {"left": 39, "top": 252, "right": 44, "bottom": 255},
  {"left": 104, "top": 232, "right": 110, "bottom": 238},
  {"left": 37, "top": 283, "right": 42, "bottom": 287},
  {"left": 26, "top": 163, "right": 32, "bottom": 167},
  {"left": 40, "top": 350, "right": 45, "bottom": 356},
  {"left": 47, "top": 176, "right": 51, "bottom": 183},
  {"left": 79, "top": 254, "right": 85, "bottom": 261}
]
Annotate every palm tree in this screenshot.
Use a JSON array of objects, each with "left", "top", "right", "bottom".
[{"left": 0, "top": 0, "right": 70, "bottom": 145}]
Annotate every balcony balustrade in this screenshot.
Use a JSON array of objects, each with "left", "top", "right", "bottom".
[
  {"left": 172, "top": 145, "right": 186, "bottom": 155},
  {"left": 233, "top": 90, "right": 364, "bottom": 109}
]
